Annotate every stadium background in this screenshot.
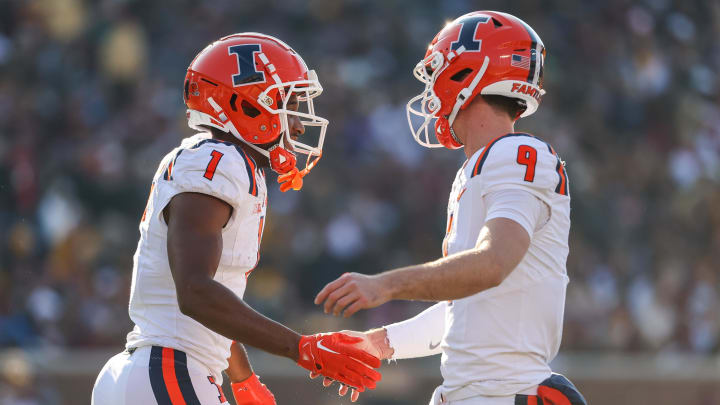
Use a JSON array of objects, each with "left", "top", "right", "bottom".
[{"left": 1, "top": 0, "right": 719, "bottom": 403}]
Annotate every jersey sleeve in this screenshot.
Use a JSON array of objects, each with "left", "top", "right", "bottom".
[
  {"left": 483, "top": 188, "right": 550, "bottom": 238},
  {"left": 468, "top": 135, "right": 568, "bottom": 203},
  {"left": 167, "top": 142, "right": 253, "bottom": 208}
]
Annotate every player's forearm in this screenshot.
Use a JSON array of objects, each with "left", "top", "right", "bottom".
[
  {"left": 225, "top": 341, "right": 254, "bottom": 382},
  {"left": 382, "top": 301, "right": 446, "bottom": 359},
  {"left": 381, "top": 247, "right": 505, "bottom": 302},
  {"left": 178, "top": 279, "right": 300, "bottom": 361},
  {"left": 379, "top": 219, "right": 529, "bottom": 302}
]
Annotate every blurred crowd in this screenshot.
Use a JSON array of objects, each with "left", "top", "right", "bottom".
[{"left": 1, "top": 1, "right": 719, "bottom": 399}]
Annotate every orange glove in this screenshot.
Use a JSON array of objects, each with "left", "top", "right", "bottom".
[
  {"left": 231, "top": 373, "right": 276, "bottom": 405},
  {"left": 308, "top": 330, "right": 390, "bottom": 402},
  {"left": 297, "top": 333, "right": 382, "bottom": 393}
]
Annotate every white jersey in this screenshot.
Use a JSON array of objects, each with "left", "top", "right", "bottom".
[
  {"left": 125, "top": 133, "right": 267, "bottom": 383},
  {"left": 440, "top": 133, "right": 571, "bottom": 396}
]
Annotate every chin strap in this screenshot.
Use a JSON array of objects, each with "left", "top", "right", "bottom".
[
  {"left": 445, "top": 56, "right": 491, "bottom": 141},
  {"left": 448, "top": 125, "right": 463, "bottom": 146}
]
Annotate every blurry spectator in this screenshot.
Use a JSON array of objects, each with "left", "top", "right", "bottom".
[
  {"left": 0, "top": 0, "right": 718, "bottom": 356},
  {"left": 0, "top": 349, "right": 58, "bottom": 405}
]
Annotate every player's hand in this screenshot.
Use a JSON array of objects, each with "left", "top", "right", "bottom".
[
  {"left": 309, "top": 370, "right": 362, "bottom": 402},
  {"left": 314, "top": 272, "right": 390, "bottom": 317},
  {"left": 297, "top": 332, "right": 382, "bottom": 394},
  {"left": 307, "top": 330, "right": 391, "bottom": 402},
  {"left": 231, "top": 373, "right": 276, "bottom": 405}
]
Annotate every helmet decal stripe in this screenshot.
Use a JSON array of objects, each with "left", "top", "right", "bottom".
[
  {"left": 526, "top": 40, "right": 537, "bottom": 84},
  {"left": 517, "top": 19, "right": 542, "bottom": 85},
  {"left": 532, "top": 42, "right": 543, "bottom": 85},
  {"left": 518, "top": 20, "right": 542, "bottom": 84}
]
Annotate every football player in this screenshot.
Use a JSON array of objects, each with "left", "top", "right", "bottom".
[
  {"left": 315, "top": 12, "right": 586, "bottom": 405},
  {"left": 91, "top": 33, "right": 381, "bottom": 405}
]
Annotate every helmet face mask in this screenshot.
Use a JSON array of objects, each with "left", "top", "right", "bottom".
[
  {"left": 184, "top": 33, "right": 328, "bottom": 188},
  {"left": 407, "top": 11, "right": 547, "bottom": 150},
  {"left": 257, "top": 72, "right": 327, "bottom": 175},
  {"left": 406, "top": 52, "right": 450, "bottom": 149}
]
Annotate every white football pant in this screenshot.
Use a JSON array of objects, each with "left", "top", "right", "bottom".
[{"left": 92, "top": 346, "right": 229, "bottom": 405}]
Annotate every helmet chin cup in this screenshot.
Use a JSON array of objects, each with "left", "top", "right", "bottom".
[
  {"left": 269, "top": 145, "right": 297, "bottom": 174},
  {"left": 435, "top": 118, "right": 463, "bottom": 149}
]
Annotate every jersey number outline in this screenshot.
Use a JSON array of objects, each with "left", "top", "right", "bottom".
[
  {"left": 204, "top": 150, "right": 224, "bottom": 180},
  {"left": 516, "top": 145, "right": 537, "bottom": 182},
  {"left": 207, "top": 376, "right": 227, "bottom": 403}
]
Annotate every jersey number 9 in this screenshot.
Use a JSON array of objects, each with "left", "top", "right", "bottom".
[{"left": 516, "top": 145, "right": 537, "bottom": 182}]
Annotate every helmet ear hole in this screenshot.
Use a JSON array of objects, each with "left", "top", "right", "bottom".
[
  {"left": 450, "top": 68, "right": 473, "bottom": 82},
  {"left": 241, "top": 100, "right": 261, "bottom": 118},
  {"left": 229, "top": 94, "right": 238, "bottom": 112}
]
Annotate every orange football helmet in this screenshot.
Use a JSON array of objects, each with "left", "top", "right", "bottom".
[
  {"left": 407, "top": 11, "right": 546, "bottom": 149},
  {"left": 184, "top": 33, "right": 328, "bottom": 190}
]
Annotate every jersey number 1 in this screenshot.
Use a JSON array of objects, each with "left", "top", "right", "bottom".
[
  {"left": 204, "top": 150, "right": 224, "bottom": 180},
  {"left": 516, "top": 145, "right": 537, "bottom": 182}
]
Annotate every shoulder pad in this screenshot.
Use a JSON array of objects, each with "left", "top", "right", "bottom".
[
  {"left": 165, "top": 138, "right": 260, "bottom": 205},
  {"left": 468, "top": 133, "right": 569, "bottom": 196}
]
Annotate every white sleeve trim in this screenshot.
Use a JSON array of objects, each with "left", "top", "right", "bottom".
[
  {"left": 384, "top": 302, "right": 447, "bottom": 360},
  {"left": 483, "top": 188, "right": 550, "bottom": 238}
]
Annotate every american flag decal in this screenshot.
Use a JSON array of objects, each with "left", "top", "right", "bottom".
[{"left": 511, "top": 54, "right": 531, "bottom": 70}]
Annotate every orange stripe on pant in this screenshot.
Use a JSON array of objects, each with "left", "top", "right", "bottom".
[
  {"left": 538, "top": 386, "right": 573, "bottom": 405},
  {"left": 161, "top": 347, "right": 188, "bottom": 405}
]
